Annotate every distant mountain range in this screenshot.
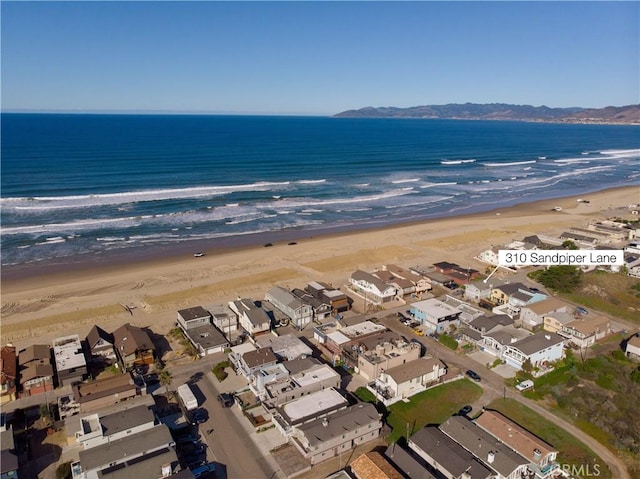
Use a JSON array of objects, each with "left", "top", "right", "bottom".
[{"left": 334, "top": 103, "right": 640, "bottom": 124}]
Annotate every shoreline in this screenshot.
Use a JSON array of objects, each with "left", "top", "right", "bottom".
[
  {"left": 1, "top": 184, "right": 637, "bottom": 346},
  {"left": 3, "top": 184, "right": 638, "bottom": 286}
]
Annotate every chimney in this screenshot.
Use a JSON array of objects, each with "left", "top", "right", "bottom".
[
  {"left": 544, "top": 334, "right": 551, "bottom": 341},
  {"left": 322, "top": 417, "right": 329, "bottom": 428},
  {"left": 487, "top": 451, "right": 495, "bottom": 464},
  {"left": 161, "top": 463, "right": 172, "bottom": 478}
]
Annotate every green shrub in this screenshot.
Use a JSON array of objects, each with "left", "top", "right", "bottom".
[
  {"left": 438, "top": 333, "right": 458, "bottom": 350},
  {"left": 56, "top": 462, "right": 72, "bottom": 479}
]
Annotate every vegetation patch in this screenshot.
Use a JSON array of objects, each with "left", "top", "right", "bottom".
[
  {"left": 213, "top": 360, "right": 230, "bottom": 382},
  {"left": 538, "top": 269, "right": 640, "bottom": 322},
  {"left": 385, "top": 379, "right": 482, "bottom": 443},
  {"left": 438, "top": 333, "right": 458, "bottom": 350},
  {"left": 487, "top": 398, "right": 611, "bottom": 479},
  {"left": 512, "top": 350, "right": 640, "bottom": 476},
  {"left": 529, "top": 265, "right": 582, "bottom": 293}
]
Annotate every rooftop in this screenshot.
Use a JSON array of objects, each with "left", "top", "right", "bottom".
[
  {"left": 439, "top": 415, "right": 529, "bottom": 477},
  {"left": 475, "top": 410, "right": 556, "bottom": 465},
  {"left": 280, "top": 388, "right": 347, "bottom": 425},
  {"left": 52, "top": 334, "right": 87, "bottom": 372},
  {"left": 522, "top": 298, "right": 569, "bottom": 315},
  {"left": 409, "top": 426, "right": 494, "bottom": 479},
  {"left": 349, "top": 451, "right": 404, "bottom": 479},
  {"left": 255, "top": 334, "right": 313, "bottom": 360},
  {"left": 510, "top": 332, "right": 565, "bottom": 356},
  {"left": 178, "top": 306, "right": 210, "bottom": 321},
  {"left": 242, "top": 347, "right": 278, "bottom": 369},
  {"left": 384, "top": 443, "right": 438, "bottom": 479},
  {"left": 297, "top": 402, "right": 380, "bottom": 447},
  {"left": 383, "top": 356, "right": 445, "bottom": 384},
  {"left": 341, "top": 320, "right": 386, "bottom": 339},
  {"left": 79, "top": 424, "right": 173, "bottom": 471},
  {"left": 184, "top": 323, "right": 228, "bottom": 350},
  {"left": 100, "top": 404, "right": 155, "bottom": 436},
  {"left": 73, "top": 373, "right": 135, "bottom": 404},
  {"left": 412, "top": 298, "right": 461, "bottom": 318}
]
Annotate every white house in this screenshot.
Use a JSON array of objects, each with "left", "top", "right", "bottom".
[
  {"left": 410, "top": 298, "right": 461, "bottom": 334},
  {"left": 464, "top": 280, "right": 494, "bottom": 302},
  {"left": 370, "top": 356, "right": 447, "bottom": 404},
  {"left": 349, "top": 270, "right": 397, "bottom": 305},
  {"left": 560, "top": 316, "right": 611, "bottom": 349},
  {"left": 502, "top": 332, "right": 565, "bottom": 371},
  {"left": 626, "top": 335, "right": 640, "bottom": 361},
  {"left": 229, "top": 298, "right": 271, "bottom": 336}
]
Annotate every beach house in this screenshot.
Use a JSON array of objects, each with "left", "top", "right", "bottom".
[
  {"left": 229, "top": 298, "right": 272, "bottom": 336},
  {"left": 18, "top": 344, "right": 54, "bottom": 397},
  {"left": 370, "top": 356, "right": 447, "bottom": 404},
  {"left": 265, "top": 286, "right": 314, "bottom": 330},
  {"left": 349, "top": 270, "right": 397, "bottom": 305},
  {"left": 410, "top": 298, "right": 462, "bottom": 334},
  {"left": 0, "top": 346, "right": 17, "bottom": 403},
  {"left": 502, "top": 332, "right": 565, "bottom": 371},
  {"left": 112, "top": 323, "right": 155, "bottom": 370}
]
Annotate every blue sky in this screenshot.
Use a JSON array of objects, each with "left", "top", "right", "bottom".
[{"left": 2, "top": 1, "right": 638, "bottom": 115}]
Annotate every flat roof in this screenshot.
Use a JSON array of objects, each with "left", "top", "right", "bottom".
[
  {"left": 100, "top": 404, "right": 155, "bottom": 436},
  {"left": 184, "top": 324, "right": 228, "bottom": 350},
  {"left": 280, "top": 388, "right": 347, "bottom": 424},
  {"left": 412, "top": 298, "right": 461, "bottom": 318},
  {"left": 97, "top": 447, "right": 178, "bottom": 479},
  {"left": 341, "top": 320, "right": 386, "bottom": 338},
  {"left": 327, "top": 331, "right": 351, "bottom": 345},
  {"left": 52, "top": 334, "right": 86, "bottom": 372},
  {"left": 178, "top": 306, "right": 210, "bottom": 321},
  {"left": 293, "top": 364, "right": 340, "bottom": 388},
  {"left": 298, "top": 402, "right": 380, "bottom": 447}
]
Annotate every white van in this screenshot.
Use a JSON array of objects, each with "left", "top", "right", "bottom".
[{"left": 516, "top": 379, "right": 534, "bottom": 391}]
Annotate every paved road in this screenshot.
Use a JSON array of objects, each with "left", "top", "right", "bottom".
[
  {"left": 166, "top": 355, "right": 281, "bottom": 479},
  {"left": 379, "top": 313, "right": 631, "bottom": 479}
]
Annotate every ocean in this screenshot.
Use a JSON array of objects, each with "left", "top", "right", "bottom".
[{"left": 1, "top": 113, "right": 639, "bottom": 269}]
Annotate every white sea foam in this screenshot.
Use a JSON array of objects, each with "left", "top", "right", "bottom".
[
  {"left": 482, "top": 160, "right": 537, "bottom": 167},
  {"left": 296, "top": 179, "right": 327, "bottom": 184},
  {"left": 420, "top": 182, "right": 458, "bottom": 188},
  {"left": 391, "top": 178, "right": 420, "bottom": 184},
  {"left": 0, "top": 181, "right": 294, "bottom": 211},
  {"left": 441, "top": 159, "right": 476, "bottom": 165}
]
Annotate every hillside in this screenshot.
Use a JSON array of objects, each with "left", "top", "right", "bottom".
[{"left": 334, "top": 102, "right": 640, "bottom": 124}]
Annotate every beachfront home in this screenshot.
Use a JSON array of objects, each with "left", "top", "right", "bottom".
[
  {"left": 306, "top": 281, "right": 350, "bottom": 313},
  {"left": 291, "top": 402, "right": 382, "bottom": 466},
  {"left": 292, "top": 288, "right": 333, "bottom": 322},
  {"left": 349, "top": 270, "right": 397, "bottom": 305},
  {"left": 52, "top": 334, "right": 88, "bottom": 386},
  {"left": 85, "top": 325, "right": 116, "bottom": 364},
  {"left": 372, "top": 269, "right": 416, "bottom": 297},
  {"left": 229, "top": 298, "right": 271, "bottom": 336},
  {"left": 625, "top": 335, "right": 640, "bottom": 361},
  {"left": 177, "top": 305, "right": 229, "bottom": 356},
  {"left": 0, "top": 427, "right": 19, "bottom": 479},
  {"left": 475, "top": 410, "right": 559, "bottom": 478},
  {"left": 313, "top": 320, "right": 386, "bottom": 366},
  {"left": 112, "top": 323, "right": 155, "bottom": 369},
  {"left": 560, "top": 316, "right": 611, "bottom": 348},
  {"left": 18, "top": 344, "right": 54, "bottom": 397},
  {"left": 432, "top": 261, "right": 480, "bottom": 285},
  {"left": 383, "top": 264, "right": 432, "bottom": 295},
  {"left": 502, "top": 332, "right": 565, "bottom": 371},
  {"left": 265, "top": 286, "right": 314, "bottom": 330},
  {"left": 209, "top": 303, "right": 238, "bottom": 334},
  {"left": 370, "top": 356, "right": 447, "bottom": 404},
  {"left": 410, "top": 298, "right": 461, "bottom": 334},
  {"left": 0, "top": 346, "right": 17, "bottom": 404},
  {"left": 520, "top": 298, "right": 571, "bottom": 330}
]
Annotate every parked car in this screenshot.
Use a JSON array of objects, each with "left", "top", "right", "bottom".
[
  {"left": 412, "top": 329, "right": 424, "bottom": 336},
  {"left": 191, "top": 463, "right": 216, "bottom": 478},
  {"left": 458, "top": 405, "right": 472, "bottom": 416},
  {"left": 218, "top": 393, "right": 234, "bottom": 408},
  {"left": 516, "top": 380, "right": 534, "bottom": 391},
  {"left": 191, "top": 408, "right": 208, "bottom": 425},
  {"left": 466, "top": 370, "right": 481, "bottom": 382},
  {"left": 576, "top": 307, "right": 589, "bottom": 315}
]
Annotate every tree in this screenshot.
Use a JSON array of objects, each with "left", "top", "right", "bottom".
[
  {"left": 158, "top": 367, "right": 173, "bottom": 399},
  {"left": 522, "top": 358, "right": 534, "bottom": 374},
  {"left": 56, "top": 462, "right": 72, "bottom": 479},
  {"left": 536, "top": 265, "right": 582, "bottom": 293},
  {"left": 562, "top": 240, "right": 578, "bottom": 250}
]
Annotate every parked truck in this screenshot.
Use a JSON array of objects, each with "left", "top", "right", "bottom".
[{"left": 177, "top": 384, "right": 198, "bottom": 411}]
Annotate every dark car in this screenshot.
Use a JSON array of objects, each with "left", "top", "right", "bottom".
[
  {"left": 466, "top": 370, "right": 481, "bottom": 382},
  {"left": 458, "top": 405, "right": 473, "bottom": 416},
  {"left": 191, "top": 408, "right": 208, "bottom": 425},
  {"left": 218, "top": 393, "right": 234, "bottom": 408}
]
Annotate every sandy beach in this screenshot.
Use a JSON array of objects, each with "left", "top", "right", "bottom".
[{"left": 1, "top": 185, "right": 638, "bottom": 348}]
